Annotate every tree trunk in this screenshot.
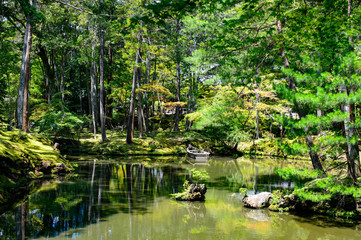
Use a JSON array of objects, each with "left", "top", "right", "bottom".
[
  {"left": 7, "top": 73, "right": 12, "bottom": 131},
  {"left": 22, "top": 64, "right": 30, "bottom": 132},
  {"left": 17, "top": 0, "right": 35, "bottom": 129},
  {"left": 174, "top": 19, "right": 181, "bottom": 132},
  {"left": 151, "top": 55, "right": 157, "bottom": 120},
  {"left": 15, "top": 202, "right": 27, "bottom": 240},
  {"left": 255, "top": 78, "right": 260, "bottom": 139},
  {"left": 106, "top": 46, "right": 113, "bottom": 128},
  {"left": 345, "top": 0, "right": 361, "bottom": 179},
  {"left": 60, "top": 54, "right": 65, "bottom": 104},
  {"left": 52, "top": 51, "right": 60, "bottom": 94},
  {"left": 137, "top": 57, "right": 144, "bottom": 138},
  {"left": 277, "top": 20, "right": 324, "bottom": 172},
  {"left": 91, "top": 41, "right": 97, "bottom": 139},
  {"left": 99, "top": 4, "right": 106, "bottom": 142},
  {"left": 38, "top": 46, "right": 53, "bottom": 104},
  {"left": 255, "top": 110, "right": 260, "bottom": 139},
  {"left": 185, "top": 72, "right": 193, "bottom": 131},
  {"left": 79, "top": 64, "right": 83, "bottom": 114},
  {"left": 126, "top": 48, "right": 140, "bottom": 144},
  {"left": 86, "top": 66, "right": 91, "bottom": 115},
  {"left": 144, "top": 56, "right": 150, "bottom": 135}
]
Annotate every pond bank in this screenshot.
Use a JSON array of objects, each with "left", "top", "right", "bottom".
[
  {"left": 240, "top": 167, "right": 361, "bottom": 220},
  {"left": 54, "top": 129, "right": 307, "bottom": 159},
  {"left": 0, "top": 130, "right": 72, "bottom": 181}
]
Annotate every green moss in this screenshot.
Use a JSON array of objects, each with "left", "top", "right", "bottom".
[{"left": 0, "top": 130, "right": 71, "bottom": 179}]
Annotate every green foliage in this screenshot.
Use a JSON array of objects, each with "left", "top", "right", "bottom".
[
  {"left": 36, "top": 109, "right": 89, "bottom": 139},
  {"left": 276, "top": 167, "right": 321, "bottom": 182},
  {"left": 190, "top": 168, "right": 210, "bottom": 182},
  {"left": 294, "top": 188, "right": 332, "bottom": 202}
]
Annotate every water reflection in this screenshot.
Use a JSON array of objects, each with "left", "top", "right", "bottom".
[{"left": 0, "top": 156, "right": 360, "bottom": 240}]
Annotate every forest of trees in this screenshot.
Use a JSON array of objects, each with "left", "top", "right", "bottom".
[{"left": 2, "top": 0, "right": 361, "bottom": 182}]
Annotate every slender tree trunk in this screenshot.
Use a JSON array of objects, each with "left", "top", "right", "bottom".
[
  {"left": 174, "top": 19, "right": 181, "bottom": 132},
  {"left": 86, "top": 66, "right": 91, "bottom": 115},
  {"left": 91, "top": 41, "right": 97, "bottom": 139},
  {"left": 151, "top": 55, "right": 157, "bottom": 120},
  {"left": 38, "top": 46, "right": 53, "bottom": 104},
  {"left": 21, "top": 0, "right": 37, "bottom": 132},
  {"left": 79, "top": 65, "right": 83, "bottom": 114},
  {"left": 52, "top": 51, "right": 60, "bottom": 94},
  {"left": 137, "top": 58, "right": 144, "bottom": 138},
  {"left": 22, "top": 65, "right": 30, "bottom": 132},
  {"left": 185, "top": 73, "right": 192, "bottom": 131},
  {"left": 255, "top": 77, "right": 260, "bottom": 139},
  {"left": 15, "top": 202, "right": 27, "bottom": 240},
  {"left": 45, "top": 70, "right": 50, "bottom": 105},
  {"left": 277, "top": 20, "right": 324, "bottom": 172},
  {"left": 60, "top": 54, "right": 66, "bottom": 104},
  {"left": 99, "top": 4, "right": 106, "bottom": 142},
  {"left": 340, "top": 86, "right": 358, "bottom": 182},
  {"left": 106, "top": 46, "right": 113, "bottom": 128},
  {"left": 17, "top": 0, "right": 35, "bottom": 129},
  {"left": 144, "top": 56, "right": 150, "bottom": 135},
  {"left": 7, "top": 73, "right": 12, "bottom": 131},
  {"left": 127, "top": 47, "right": 140, "bottom": 144}
]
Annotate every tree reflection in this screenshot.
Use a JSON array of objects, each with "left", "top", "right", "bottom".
[{"left": 0, "top": 160, "right": 186, "bottom": 238}]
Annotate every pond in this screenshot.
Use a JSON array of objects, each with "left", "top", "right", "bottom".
[{"left": 1, "top": 156, "right": 361, "bottom": 240}]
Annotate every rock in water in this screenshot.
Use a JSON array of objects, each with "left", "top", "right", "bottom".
[
  {"left": 243, "top": 192, "right": 273, "bottom": 209},
  {"left": 173, "top": 184, "right": 207, "bottom": 201}
]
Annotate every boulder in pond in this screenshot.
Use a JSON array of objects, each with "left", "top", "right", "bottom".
[{"left": 243, "top": 192, "right": 272, "bottom": 209}]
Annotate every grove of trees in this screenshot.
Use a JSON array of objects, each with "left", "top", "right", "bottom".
[{"left": 2, "top": 0, "right": 361, "bottom": 182}]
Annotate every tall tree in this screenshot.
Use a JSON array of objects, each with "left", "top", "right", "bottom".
[
  {"left": 173, "top": 18, "right": 181, "bottom": 132},
  {"left": 16, "top": 0, "right": 37, "bottom": 132},
  {"left": 99, "top": 0, "right": 106, "bottom": 142},
  {"left": 90, "top": 26, "right": 98, "bottom": 139},
  {"left": 276, "top": 19, "right": 324, "bottom": 172}
]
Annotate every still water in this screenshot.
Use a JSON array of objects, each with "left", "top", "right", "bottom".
[{"left": 1, "top": 156, "right": 361, "bottom": 239}]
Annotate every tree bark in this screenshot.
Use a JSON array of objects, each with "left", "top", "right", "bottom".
[
  {"left": 17, "top": 0, "right": 35, "bottom": 129},
  {"left": 144, "top": 55, "right": 150, "bottom": 135},
  {"left": 60, "top": 53, "right": 65, "bottom": 104},
  {"left": 344, "top": 0, "right": 361, "bottom": 179},
  {"left": 15, "top": 202, "right": 27, "bottom": 240},
  {"left": 52, "top": 51, "right": 60, "bottom": 94},
  {"left": 7, "top": 73, "right": 12, "bottom": 130},
  {"left": 185, "top": 72, "right": 193, "bottom": 131},
  {"left": 91, "top": 39, "right": 97, "bottom": 139},
  {"left": 340, "top": 86, "right": 359, "bottom": 182},
  {"left": 38, "top": 45, "right": 53, "bottom": 104},
  {"left": 86, "top": 66, "right": 91, "bottom": 115},
  {"left": 106, "top": 46, "right": 113, "bottom": 128},
  {"left": 126, "top": 47, "right": 140, "bottom": 144},
  {"left": 174, "top": 19, "right": 181, "bottom": 132},
  {"left": 137, "top": 56, "right": 144, "bottom": 138},
  {"left": 277, "top": 20, "right": 324, "bottom": 172},
  {"left": 99, "top": 3, "right": 106, "bottom": 142},
  {"left": 79, "top": 64, "right": 83, "bottom": 114}
]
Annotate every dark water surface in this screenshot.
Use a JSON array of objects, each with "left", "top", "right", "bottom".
[{"left": 1, "top": 156, "right": 361, "bottom": 239}]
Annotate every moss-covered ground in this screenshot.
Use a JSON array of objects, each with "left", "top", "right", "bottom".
[
  {"left": 265, "top": 167, "right": 361, "bottom": 220},
  {"left": 0, "top": 130, "right": 71, "bottom": 179},
  {"left": 56, "top": 128, "right": 309, "bottom": 159},
  {"left": 57, "top": 129, "right": 232, "bottom": 156}
]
